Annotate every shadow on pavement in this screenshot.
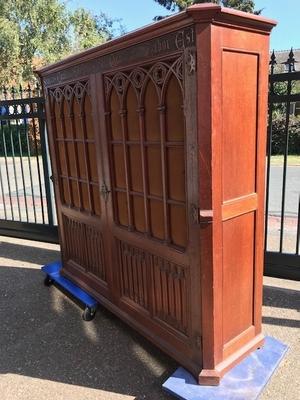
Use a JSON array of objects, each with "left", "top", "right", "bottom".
[
  {"left": 262, "top": 316, "right": 300, "bottom": 328},
  {"left": 263, "top": 284, "right": 300, "bottom": 329},
  {"left": 0, "top": 263, "right": 175, "bottom": 399},
  {"left": 0, "top": 241, "right": 60, "bottom": 265},
  {"left": 263, "top": 285, "right": 300, "bottom": 310},
  {"left": 0, "top": 238, "right": 298, "bottom": 399}
]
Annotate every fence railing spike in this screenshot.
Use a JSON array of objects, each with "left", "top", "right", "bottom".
[
  {"left": 3, "top": 86, "right": 8, "bottom": 99},
  {"left": 287, "top": 47, "right": 296, "bottom": 72},
  {"left": 0, "top": 81, "right": 42, "bottom": 101},
  {"left": 27, "top": 83, "right": 32, "bottom": 98},
  {"left": 270, "top": 50, "right": 276, "bottom": 74},
  {"left": 11, "top": 86, "right": 16, "bottom": 99}
]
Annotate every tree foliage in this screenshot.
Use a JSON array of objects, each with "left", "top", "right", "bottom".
[
  {"left": 154, "top": 0, "right": 260, "bottom": 14},
  {"left": 70, "top": 8, "right": 124, "bottom": 52},
  {"left": 0, "top": 16, "right": 20, "bottom": 85},
  {"left": 0, "top": 0, "right": 123, "bottom": 85},
  {"left": 270, "top": 82, "right": 300, "bottom": 155},
  {"left": 271, "top": 113, "right": 300, "bottom": 155}
]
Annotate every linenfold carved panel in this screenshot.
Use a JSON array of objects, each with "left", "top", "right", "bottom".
[
  {"left": 118, "top": 240, "right": 149, "bottom": 310},
  {"left": 117, "top": 239, "right": 189, "bottom": 335},
  {"left": 85, "top": 225, "right": 106, "bottom": 282},
  {"left": 63, "top": 214, "right": 86, "bottom": 267},
  {"left": 152, "top": 254, "right": 188, "bottom": 335},
  {"left": 63, "top": 215, "right": 106, "bottom": 282}
]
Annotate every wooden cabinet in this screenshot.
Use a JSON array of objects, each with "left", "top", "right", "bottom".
[{"left": 37, "top": 4, "right": 276, "bottom": 385}]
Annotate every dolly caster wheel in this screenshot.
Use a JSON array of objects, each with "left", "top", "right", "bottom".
[
  {"left": 44, "top": 275, "right": 53, "bottom": 287},
  {"left": 82, "top": 306, "right": 96, "bottom": 321}
]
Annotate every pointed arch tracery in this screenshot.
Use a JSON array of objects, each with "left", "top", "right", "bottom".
[
  {"left": 104, "top": 55, "right": 187, "bottom": 250},
  {"left": 48, "top": 81, "right": 101, "bottom": 216}
]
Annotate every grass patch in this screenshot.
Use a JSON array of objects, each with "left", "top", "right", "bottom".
[{"left": 270, "top": 155, "right": 300, "bottom": 166}]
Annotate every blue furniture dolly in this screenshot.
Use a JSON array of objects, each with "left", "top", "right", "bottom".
[{"left": 42, "top": 261, "right": 98, "bottom": 321}]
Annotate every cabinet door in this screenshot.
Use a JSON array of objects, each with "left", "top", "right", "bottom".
[
  {"left": 46, "top": 80, "right": 110, "bottom": 298},
  {"left": 101, "top": 54, "right": 201, "bottom": 348}
]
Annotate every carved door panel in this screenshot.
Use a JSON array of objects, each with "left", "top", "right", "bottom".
[
  {"left": 102, "top": 53, "right": 201, "bottom": 346},
  {"left": 47, "top": 80, "right": 111, "bottom": 298}
]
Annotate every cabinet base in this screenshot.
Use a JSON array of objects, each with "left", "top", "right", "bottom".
[
  {"left": 163, "top": 336, "right": 288, "bottom": 399},
  {"left": 198, "top": 333, "right": 265, "bottom": 385}
]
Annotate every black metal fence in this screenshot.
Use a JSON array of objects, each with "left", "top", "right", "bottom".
[
  {"left": 265, "top": 49, "right": 300, "bottom": 280},
  {"left": 0, "top": 84, "right": 58, "bottom": 242},
  {"left": 0, "top": 52, "right": 299, "bottom": 279}
]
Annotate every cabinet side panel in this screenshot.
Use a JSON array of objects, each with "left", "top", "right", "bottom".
[
  {"left": 222, "top": 213, "right": 254, "bottom": 343},
  {"left": 221, "top": 50, "right": 258, "bottom": 347},
  {"left": 222, "top": 51, "right": 258, "bottom": 201}
]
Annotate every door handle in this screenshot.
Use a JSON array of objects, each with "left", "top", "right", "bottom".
[{"left": 100, "top": 182, "right": 111, "bottom": 202}]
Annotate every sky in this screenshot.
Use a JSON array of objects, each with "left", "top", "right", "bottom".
[{"left": 67, "top": 0, "right": 300, "bottom": 51}]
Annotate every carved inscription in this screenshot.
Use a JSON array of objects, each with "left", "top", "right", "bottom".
[
  {"left": 109, "top": 53, "right": 122, "bottom": 68},
  {"left": 175, "top": 27, "right": 195, "bottom": 49},
  {"left": 151, "top": 37, "right": 171, "bottom": 55},
  {"left": 44, "top": 26, "right": 195, "bottom": 86}
]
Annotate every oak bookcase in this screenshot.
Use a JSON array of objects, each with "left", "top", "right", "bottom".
[{"left": 37, "top": 4, "right": 276, "bottom": 385}]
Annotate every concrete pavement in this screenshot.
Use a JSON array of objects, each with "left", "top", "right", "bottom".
[
  {"left": 0, "top": 235, "right": 299, "bottom": 400},
  {"left": 266, "top": 165, "right": 299, "bottom": 253},
  {"left": 269, "top": 165, "right": 300, "bottom": 217}
]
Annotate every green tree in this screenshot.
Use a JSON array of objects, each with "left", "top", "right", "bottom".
[
  {"left": 0, "top": 0, "right": 71, "bottom": 85},
  {"left": 270, "top": 81, "right": 300, "bottom": 156},
  {"left": 154, "top": 0, "right": 261, "bottom": 14},
  {"left": 0, "top": 0, "right": 123, "bottom": 86},
  {"left": 0, "top": 16, "right": 20, "bottom": 85},
  {"left": 70, "top": 8, "right": 124, "bottom": 51}
]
